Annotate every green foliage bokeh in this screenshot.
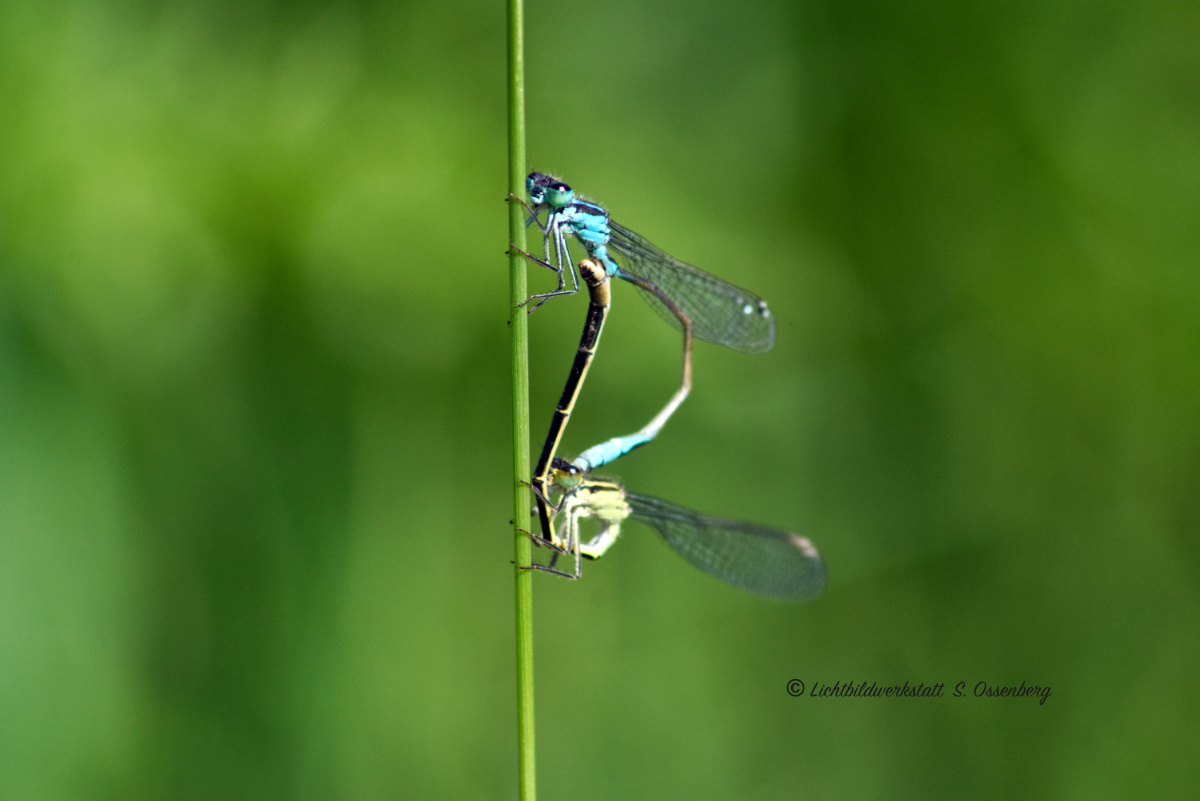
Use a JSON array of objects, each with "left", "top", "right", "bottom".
[{"left": 1, "top": 0, "right": 1197, "bottom": 798}]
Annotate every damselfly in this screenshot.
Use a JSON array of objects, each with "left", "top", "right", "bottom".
[
  {"left": 515, "top": 171, "right": 773, "bottom": 472},
  {"left": 526, "top": 458, "right": 825, "bottom": 602},
  {"left": 517, "top": 172, "right": 774, "bottom": 355}
]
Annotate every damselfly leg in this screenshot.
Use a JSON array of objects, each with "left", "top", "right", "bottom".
[{"left": 507, "top": 192, "right": 581, "bottom": 310}]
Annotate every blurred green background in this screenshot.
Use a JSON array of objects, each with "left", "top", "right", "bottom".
[{"left": 1, "top": 0, "right": 1197, "bottom": 798}]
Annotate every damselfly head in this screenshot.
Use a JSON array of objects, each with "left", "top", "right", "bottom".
[
  {"left": 550, "top": 457, "right": 584, "bottom": 490},
  {"left": 526, "top": 171, "right": 574, "bottom": 209}
]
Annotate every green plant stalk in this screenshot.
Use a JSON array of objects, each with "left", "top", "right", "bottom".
[{"left": 506, "top": 0, "right": 535, "bottom": 796}]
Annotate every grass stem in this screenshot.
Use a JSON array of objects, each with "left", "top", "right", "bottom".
[{"left": 506, "top": 0, "right": 535, "bottom": 797}]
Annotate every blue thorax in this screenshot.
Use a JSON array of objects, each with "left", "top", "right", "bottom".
[{"left": 527, "top": 172, "right": 621, "bottom": 276}]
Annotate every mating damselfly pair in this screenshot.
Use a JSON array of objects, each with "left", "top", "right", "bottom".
[{"left": 512, "top": 171, "right": 825, "bottom": 602}]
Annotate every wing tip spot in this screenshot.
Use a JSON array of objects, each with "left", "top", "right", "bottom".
[{"left": 788, "top": 533, "right": 820, "bottom": 559}]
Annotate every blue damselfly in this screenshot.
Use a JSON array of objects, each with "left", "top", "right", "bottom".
[{"left": 515, "top": 172, "right": 772, "bottom": 474}]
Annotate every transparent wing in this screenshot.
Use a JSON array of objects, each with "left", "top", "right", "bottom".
[
  {"left": 608, "top": 219, "right": 776, "bottom": 354},
  {"left": 626, "top": 493, "right": 824, "bottom": 601}
]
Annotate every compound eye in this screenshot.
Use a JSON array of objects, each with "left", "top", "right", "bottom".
[
  {"left": 543, "top": 182, "right": 574, "bottom": 208},
  {"left": 550, "top": 457, "right": 582, "bottom": 476}
]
